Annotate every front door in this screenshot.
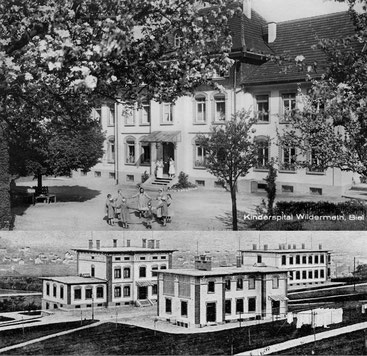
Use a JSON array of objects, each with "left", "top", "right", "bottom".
[
  {"left": 206, "top": 302, "right": 216, "bottom": 323},
  {"left": 163, "top": 142, "right": 174, "bottom": 175},
  {"left": 272, "top": 300, "right": 280, "bottom": 316},
  {"left": 138, "top": 286, "right": 148, "bottom": 299}
]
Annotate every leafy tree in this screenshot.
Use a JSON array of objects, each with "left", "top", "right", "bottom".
[
  {"left": 198, "top": 110, "right": 258, "bottom": 230},
  {"left": 278, "top": 0, "right": 367, "bottom": 176},
  {"left": 0, "top": 0, "right": 237, "bottom": 226}
]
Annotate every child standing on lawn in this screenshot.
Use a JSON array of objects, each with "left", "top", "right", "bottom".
[
  {"left": 145, "top": 201, "right": 154, "bottom": 229},
  {"left": 119, "top": 197, "right": 130, "bottom": 229},
  {"left": 105, "top": 194, "right": 115, "bottom": 225}
]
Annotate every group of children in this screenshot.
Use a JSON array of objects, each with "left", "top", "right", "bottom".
[{"left": 105, "top": 187, "right": 173, "bottom": 229}]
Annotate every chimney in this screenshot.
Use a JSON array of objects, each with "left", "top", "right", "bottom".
[
  {"left": 113, "top": 239, "right": 117, "bottom": 248},
  {"left": 293, "top": 244, "right": 297, "bottom": 249},
  {"left": 195, "top": 255, "right": 212, "bottom": 271},
  {"left": 88, "top": 240, "right": 93, "bottom": 249},
  {"left": 264, "top": 244, "right": 268, "bottom": 251},
  {"left": 319, "top": 244, "right": 323, "bottom": 250},
  {"left": 156, "top": 240, "right": 160, "bottom": 249},
  {"left": 96, "top": 240, "right": 100, "bottom": 250},
  {"left": 288, "top": 244, "right": 291, "bottom": 249},
  {"left": 302, "top": 243, "right": 305, "bottom": 250},
  {"left": 278, "top": 244, "right": 282, "bottom": 250},
  {"left": 142, "top": 239, "right": 147, "bottom": 248},
  {"left": 126, "top": 239, "right": 131, "bottom": 247},
  {"left": 268, "top": 22, "right": 277, "bottom": 43},
  {"left": 243, "top": 0, "right": 251, "bottom": 19},
  {"left": 148, "top": 239, "right": 155, "bottom": 249},
  {"left": 252, "top": 244, "right": 257, "bottom": 250}
]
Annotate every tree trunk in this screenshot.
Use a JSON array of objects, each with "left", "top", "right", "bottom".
[
  {"left": 0, "top": 125, "right": 11, "bottom": 229},
  {"left": 230, "top": 184, "right": 238, "bottom": 231},
  {"left": 37, "top": 171, "right": 43, "bottom": 190}
]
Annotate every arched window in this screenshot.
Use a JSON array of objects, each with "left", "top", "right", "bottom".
[
  {"left": 114, "top": 286, "right": 121, "bottom": 298},
  {"left": 46, "top": 283, "right": 50, "bottom": 296},
  {"left": 91, "top": 265, "right": 95, "bottom": 277},
  {"left": 107, "top": 136, "right": 115, "bottom": 163},
  {"left": 114, "top": 267, "right": 121, "bottom": 279},
  {"left": 139, "top": 101, "right": 151, "bottom": 125},
  {"left": 160, "top": 264, "right": 167, "bottom": 270},
  {"left": 194, "top": 94, "right": 207, "bottom": 123},
  {"left": 280, "top": 145, "right": 296, "bottom": 171},
  {"left": 125, "top": 137, "right": 136, "bottom": 164},
  {"left": 139, "top": 137, "right": 151, "bottom": 165},
  {"left": 254, "top": 136, "right": 270, "bottom": 170},
  {"left": 53, "top": 284, "right": 57, "bottom": 297},
  {"left": 213, "top": 93, "right": 226, "bottom": 122}
]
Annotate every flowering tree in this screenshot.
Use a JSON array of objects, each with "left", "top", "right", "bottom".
[
  {"left": 279, "top": 0, "right": 367, "bottom": 177},
  {"left": 0, "top": 0, "right": 237, "bottom": 226},
  {"left": 197, "top": 110, "right": 258, "bottom": 230}
]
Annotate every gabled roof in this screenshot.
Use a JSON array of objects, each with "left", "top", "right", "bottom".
[{"left": 240, "top": 11, "right": 358, "bottom": 85}]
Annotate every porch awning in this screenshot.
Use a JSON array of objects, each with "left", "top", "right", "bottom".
[
  {"left": 140, "top": 131, "right": 181, "bottom": 143},
  {"left": 136, "top": 280, "right": 157, "bottom": 287},
  {"left": 268, "top": 295, "right": 289, "bottom": 302}
]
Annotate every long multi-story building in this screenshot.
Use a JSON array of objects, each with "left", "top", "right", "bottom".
[
  {"left": 41, "top": 238, "right": 176, "bottom": 311},
  {"left": 241, "top": 243, "right": 331, "bottom": 287},
  {"left": 86, "top": 2, "right": 358, "bottom": 195},
  {"left": 157, "top": 255, "right": 288, "bottom": 328}
]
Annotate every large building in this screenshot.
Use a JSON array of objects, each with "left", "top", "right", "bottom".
[
  {"left": 41, "top": 238, "right": 176, "bottom": 311},
  {"left": 86, "top": 2, "right": 358, "bottom": 195},
  {"left": 157, "top": 255, "right": 288, "bottom": 328},
  {"left": 241, "top": 243, "right": 331, "bottom": 287}
]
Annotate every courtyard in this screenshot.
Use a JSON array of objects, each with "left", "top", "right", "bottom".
[{"left": 11, "top": 174, "right": 350, "bottom": 231}]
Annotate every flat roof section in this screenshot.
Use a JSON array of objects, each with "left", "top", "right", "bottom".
[
  {"left": 74, "top": 247, "right": 177, "bottom": 254},
  {"left": 41, "top": 276, "right": 107, "bottom": 284}
]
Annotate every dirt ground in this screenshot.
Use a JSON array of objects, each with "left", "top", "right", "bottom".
[{"left": 12, "top": 175, "right": 347, "bottom": 231}]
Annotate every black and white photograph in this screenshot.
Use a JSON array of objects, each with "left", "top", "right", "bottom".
[{"left": 1, "top": 0, "right": 367, "bottom": 354}]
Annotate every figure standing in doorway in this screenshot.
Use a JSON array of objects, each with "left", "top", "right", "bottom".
[
  {"left": 156, "top": 159, "right": 163, "bottom": 179},
  {"left": 168, "top": 157, "right": 175, "bottom": 178}
]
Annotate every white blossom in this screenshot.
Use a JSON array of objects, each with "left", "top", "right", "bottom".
[
  {"left": 24, "top": 72, "right": 34, "bottom": 80},
  {"left": 295, "top": 55, "right": 305, "bottom": 62},
  {"left": 84, "top": 75, "right": 98, "bottom": 89}
]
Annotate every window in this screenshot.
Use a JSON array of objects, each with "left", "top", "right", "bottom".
[
  {"left": 320, "top": 269, "right": 325, "bottom": 278},
  {"left": 160, "top": 265, "right": 167, "bottom": 270},
  {"left": 248, "top": 276, "right": 255, "bottom": 290},
  {"left": 280, "top": 145, "right": 296, "bottom": 171},
  {"left": 107, "top": 137, "right": 115, "bottom": 163},
  {"left": 213, "top": 94, "right": 226, "bottom": 122},
  {"left": 237, "top": 278, "right": 243, "bottom": 290},
  {"left": 281, "top": 93, "right": 296, "bottom": 122},
  {"left": 162, "top": 103, "right": 173, "bottom": 123},
  {"left": 225, "top": 279, "right": 231, "bottom": 291},
  {"left": 315, "top": 255, "right": 319, "bottom": 264},
  {"left": 257, "top": 255, "right": 262, "bottom": 264},
  {"left": 97, "top": 286, "right": 104, "bottom": 299},
  {"left": 296, "top": 271, "right": 300, "bottom": 280},
  {"left": 140, "top": 102, "right": 151, "bottom": 124},
  {"left": 248, "top": 297, "right": 256, "bottom": 313},
  {"left": 308, "top": 148, "right": 325, "bottom": 173},
  {"left": 107, "top": 105, "right": 115, "bottom": 126},
  {"left": 123, "top": 286, "right": 131, "bottom": 297},
  {"left": 46, "top": 283, "right": 50, "bottom": 296},
  {"left": 289, "top": 271, "right": 294, "bottom": 280},
  {"left": 308, "top": 255, "right": 313, "bottom": 264},
  {"left": 178, "top": 276, "right": 191, "bottom": 298},
  {"left": 255, "top": 137, "right": 269, "bottom": 170},
  {"left": 152, "top": 265, "right": 159, "bottom": 277},
  {"left": 256, "top": 95, "right": 269, "bottom": 122},
  {"left": 308, "top": 270, "right": 313, "bottom": 279},
  {"left": 302, "top": 270, "right": 307, "bottom": 279},
  {"left": 236, "top": 299, "right": 244, "bottom": 314},
  {"left": 60, "top": 286, "right": 64, "bottom": 299},
  {"left": 124, "top": 107, "right": 135, "bottom": 126},
  {"left": 74, "top": 288, "right": 82, "bottom": 300},
  {"left": 314, "top": 270, "right": 319, "bottom": 278},
  {"left": 53, "top": 284, "right": 57, "bottom": 297},
  {"left": 289, "top": 256, "right": 294, "bottom": 265},
  {"left": 114, "top": 286, "right": 121, "bottom": 298},
  {"left": 152, "top": 284, "right": 158, "bottom": 295},
  {"left": 181, "top": 301, "right": 188, "bottom": 317},
  {"left": 122, "top": 268, "right": 131, "bottom": 279},
  {"left": 208, "top": 281, "right": 215, "bottom": 293},
  {"left": 163, "top": 275, "right": 175, "bottom": 295},
  {"left": 91, "top": 265, "right": 95, "bottom": 277},
  {"left": 225, "top": 300, "right": 232, "bottom": 314},
  {"left": 139, "top": 266, "right": 146, "bottom": 278},
  {"left": 281, "top": 255, "right": 286, "bottom": 265},
  {"left": 195, "top": 94, "right": 206, "bottom": 123},
  {"left": 302, "top": 256, "right": 307, "bottom": 264},
  {"left": 296, "top": 255, "right": 300, "bottom": 265},
  {"left": 126, "top": 138, "right": 136, "bottom": 164},
  {"left": 320, "top": 255, "right": 325, "bottom": 264},
  {"left": 194, "top": 143, "right": 207, "bottom": 168},
  {"left": 166, "top": 298, "right": 172, "bottom": 313},
  {"left": 272, "top": 276, "right": 279, "bottom": 289},
  {"left": 85, "top": 287, "right": 93, "bottom": 299},
  {"left": 140, "top": 142, "right": 151, "bottom": 165},
  {"left": 174, "top": 31, "right": 183, "bottom": 48},
  {"left": 114, "top": 268, "right": 121, "bottom": 279}
]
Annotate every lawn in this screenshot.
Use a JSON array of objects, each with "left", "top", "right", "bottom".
[{"left": 5, "top": 302, "right": 367, "bottom": 355}]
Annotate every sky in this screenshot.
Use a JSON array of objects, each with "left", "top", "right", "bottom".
[{"left": 252, "top": 0, "right": 362, "bottom": 21}]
